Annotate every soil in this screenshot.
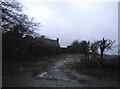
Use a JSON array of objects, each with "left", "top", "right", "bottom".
[{"left": 2, "top": 54, "right": 119, "bottom": 87}]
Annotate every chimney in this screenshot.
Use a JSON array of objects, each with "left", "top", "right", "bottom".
[
  {"left": 57, "top": 38, "right": 59, "bottom": 43},
  {"left": 41, "top": 35, "right": 45, "bottom": 38}
]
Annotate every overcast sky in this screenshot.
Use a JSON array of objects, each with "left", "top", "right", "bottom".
[{"left": 18, "top": 0, "right": 119, "bottom": 55}]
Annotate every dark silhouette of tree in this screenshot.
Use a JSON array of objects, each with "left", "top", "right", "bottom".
[
  {"left": 80, "top": 40, "right": 90, "bottom": 60},
  {"left": 1, "top": 0, "right": 39, "bottom": 35},
  {"left": 3, "top": 24, "right": 25, "bottom": 38},
  {"left": 90, "top": 41, "right": 99, "bottom": 60},
  {"left": 118, "top": 50, "right": 120, "bottom": 55},
  {"left": 2, "top": 0, "right": 62, "bottom": 63},
  {"left": 71, "top": 40, "right": 80, "bottom": 48},
  {"left": 118, "top": 44, "right": 120, "bottom": 55},
  {"left": 98, "top": 38, "right": 115, "bottom": 59},
  {"left": 71, "top": 40, "right": 90, "bottom": 60}
]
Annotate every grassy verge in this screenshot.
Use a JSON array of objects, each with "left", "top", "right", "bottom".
[
  {"left": 3, "top": 54, "right": 66, "bottom": 77},
  {"left": 73, "top": 55, "right": 119, "bottom": 81}
]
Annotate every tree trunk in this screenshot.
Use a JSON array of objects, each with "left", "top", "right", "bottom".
[
  {"left": 101, "top": 50, "right": 103, "bottom": 59},
  {"left": 93, "top": 52, "right": 96, "bottom": 60}
]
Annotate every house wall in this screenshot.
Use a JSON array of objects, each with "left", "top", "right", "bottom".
[{"left": 35, "top": 37, "right": 60, "bottom": 47}]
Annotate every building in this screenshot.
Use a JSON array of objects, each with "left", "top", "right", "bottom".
[{"left": 35, "top": 36, "right": 60, "bottom": 47}]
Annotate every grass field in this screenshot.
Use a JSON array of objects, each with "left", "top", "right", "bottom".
[{"left": 73, "top": 54, "right": 119, "bottom": 81}]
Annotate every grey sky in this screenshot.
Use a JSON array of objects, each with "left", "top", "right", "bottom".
[{"left": 18, "top": 0, "right": 119, "bottom": 54}]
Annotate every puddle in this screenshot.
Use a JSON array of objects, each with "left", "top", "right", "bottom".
[{"left": 37, "top": 72, "right": 47, "bottom": 78}]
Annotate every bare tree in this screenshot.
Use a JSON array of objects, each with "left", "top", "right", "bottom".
[
  {"left": 97, "top": 38, "right": 115, "bottom": 59},
  {"left": 71, "top": 40, "right": 90, "bottom": 60},
  {"left": 1, "top": 0, "right": 40, "bottom": 35},
  {"left": 79, "top": 40, "right": 90, "bottom": 60},
  {"left": 71, "top": 40, "right": 80, "bottom": 48},
  {"left": 118, "top": 44, "right": 120, "bottom": 55},
  {"left": 90, "top": 41, "right": 99, "bottom": 60}
]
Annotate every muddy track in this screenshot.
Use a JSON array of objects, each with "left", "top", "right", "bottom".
[{"left": 3, "top": 54, "right": 119, "bottom": 87}]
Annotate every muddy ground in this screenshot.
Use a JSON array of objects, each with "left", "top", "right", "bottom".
[{"left": 2, "top": 54, "right": 119, "bottom": 87}]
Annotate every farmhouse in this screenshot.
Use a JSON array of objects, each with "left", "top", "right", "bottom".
[{"left": 35, "top": 36, "right": 60, "bottom": 47}]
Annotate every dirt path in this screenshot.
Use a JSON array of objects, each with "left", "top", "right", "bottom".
[{"left": 3, "top": 54, "right": 119, "bottom": 87}]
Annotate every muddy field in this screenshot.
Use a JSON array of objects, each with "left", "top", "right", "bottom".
[{"left": 2, "top": 54, "right": 119, "bottom": 87}]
